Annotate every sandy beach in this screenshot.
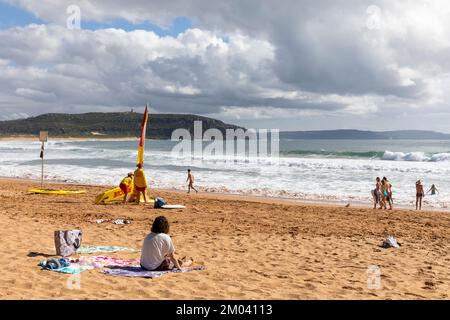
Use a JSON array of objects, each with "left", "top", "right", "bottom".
[{"left": 0, "top": 178, "right": 448, "bottom": 300}]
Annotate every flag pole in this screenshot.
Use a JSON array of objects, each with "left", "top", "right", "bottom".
[
  {"left": 41, "top": 142, "right": 44, "bottom": 189},
  {"left": 39, "top": 131, "right": 48, "bottom": 189}
]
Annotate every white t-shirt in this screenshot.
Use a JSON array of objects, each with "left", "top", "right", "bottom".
[{"left": 140, "top": 232, "right": 175, "bottom": 270}]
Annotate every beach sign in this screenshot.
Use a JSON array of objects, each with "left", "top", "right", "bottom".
[{"left": 39, "top": 130, "right": 48, "bottom": 142}]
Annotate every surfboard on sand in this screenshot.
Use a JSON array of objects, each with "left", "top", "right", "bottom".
[
  {"left": 95, "top": 186, "right": 153, "bottom": 205},
  {"left": 160, "top": 204, "right": 186, "bottom": 209},
  {"left": 95, "top": 186, "right": 126, "bottom": 204},
  {"left": 28, "top": 189, "right": 86, "bottom": 195}
]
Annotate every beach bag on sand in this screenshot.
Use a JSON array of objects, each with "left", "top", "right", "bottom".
[
  {"left": 39, "top": 258, "right": 70, "bottom": 270},
  {"left": 154, "top": 197, "right": 167, "bottom": 208},
  {"left": 381, "top": 236, "right": 401, "bottom": 248},
  {"left": 54, "top": 230, "right": 83, "bottom": 257}
]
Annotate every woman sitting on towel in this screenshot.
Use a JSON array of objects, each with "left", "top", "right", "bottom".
[{"left": 140, "top": 216, "right": 191, "bottom": 271}]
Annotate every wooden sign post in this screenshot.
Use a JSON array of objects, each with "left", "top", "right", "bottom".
[{"left": 39, "top": 131, "right": 48, "bottom": 189}]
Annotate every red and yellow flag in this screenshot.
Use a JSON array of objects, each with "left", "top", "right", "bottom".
[{"left": 137, "top": 104, "right": 149, "bottom": 166}]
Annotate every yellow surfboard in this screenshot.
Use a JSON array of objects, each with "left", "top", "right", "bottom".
[
  {"left": 95, "top": 186, "right": 127, "bottom": 204},
  {"left": 28, "top": 189, "right": 86, "bottom": 195},
  {"left": 94, "top": 185, "right": 153, "bottom": 204}
]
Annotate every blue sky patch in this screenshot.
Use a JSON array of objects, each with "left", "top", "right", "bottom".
[
  {"left": 82, "top": 16, "right": 192, "bottom": 36},
  {"left": 0, "top": 2, "right": 45, "bottom": 29},
  {"left": 0, "top": 1, "right": 192, "bottom": 36}
]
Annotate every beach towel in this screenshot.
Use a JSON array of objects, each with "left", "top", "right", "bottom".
[
  {"left": 86, "top": 219, "right": 131, "bottom": 225},
  {"left": 39, "top": 256, "right": 137, "bottom": 274},
  {"left": 76, "top": 246, "right": 138, "bottom": 254},
  {"left": 44, "top": 265, "right": 94, "bottom": 274},
  {"left": 38, "top": 259, "right": 94, "bottom": 274},
  {"left": 71, "top": 255, "right": 139, "bottom": 268},
  {"left": 112, "top": 219, "right": 131, "bottom": 225},
  {"left": 102, "top": 266, "right": 206, "bottom": 278}
]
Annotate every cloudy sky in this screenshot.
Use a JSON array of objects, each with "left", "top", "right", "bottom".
[{"left": 0, "top": 0, "right": 450, "bottom": 132}]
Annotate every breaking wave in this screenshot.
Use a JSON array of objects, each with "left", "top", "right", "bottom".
[{"left": 284, "top": 149, "right": 450, "bottom": 162}]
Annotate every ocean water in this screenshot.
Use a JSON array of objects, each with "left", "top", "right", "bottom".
[{"left": 1, "top": 139, "right": 449, "bottom": 209}]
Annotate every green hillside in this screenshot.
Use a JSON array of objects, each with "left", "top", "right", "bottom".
[{"left": 0, "top": 112, "right": 244, "bottom": 139}]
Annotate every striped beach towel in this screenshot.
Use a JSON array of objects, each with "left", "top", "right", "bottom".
[{"left": 102, "top": 266, "right": 206, "bottom": 278}]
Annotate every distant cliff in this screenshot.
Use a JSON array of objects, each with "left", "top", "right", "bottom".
[
  {"left": 0, "top": 112, "right": 244, "bottom": 139},
  {"left": 280, "top": 129, "right": 450, "bottom": 140}
]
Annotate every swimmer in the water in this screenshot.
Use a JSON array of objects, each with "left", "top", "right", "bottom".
[{"left": 426, "top": 184, "right": 439, "bottom": 196}]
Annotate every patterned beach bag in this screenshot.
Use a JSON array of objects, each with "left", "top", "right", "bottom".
[
  {"left": 54, "top": 230, "right": 83, "bottom": 257},
  {"left": 154, "top": 197, "right": 167, "bottom": 208}
]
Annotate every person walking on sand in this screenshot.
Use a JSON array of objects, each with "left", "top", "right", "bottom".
[
  {"left": 372, "top": 177, "right": 382, "bottom": 209},
  {"left": 140, "top": 216, "right": 192, "bottom": 271},
  {"left": 186, "top": 169, "right": 198, "bottom": 193},
  {"left": 427, "top": 184, "right": 439, "bottom": 196},
  {"left": 416, "top": 180, "right": 425, "bottom": 210},
  {"left": 134, "top": 163, "right": 148, "bottom": 204},
  {"left": 119, "top": 172, "right": 134, "bottom": 204}
]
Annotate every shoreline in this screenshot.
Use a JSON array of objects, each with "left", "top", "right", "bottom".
[
  {"left": 2, "top": 176, "right": 447, "bottom": 214},
  {"left": 0, "top": 136, "right": 140, "bottom": 141}
]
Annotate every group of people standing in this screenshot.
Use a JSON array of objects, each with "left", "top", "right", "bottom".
[
  {"left": 119, "top": 163, "right": 149, "bottom": 204},
  {"left": 372, "top": 177, "right": 394, "bottom": 210},
  {"left": 415, "top": 180, "right": 439, "bottom": 210},
  {"left": 372, "top": 177, "right": 439, "bottom": 210}
]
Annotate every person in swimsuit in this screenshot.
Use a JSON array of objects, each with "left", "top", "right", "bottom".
[
  {"left": 382, "top": 177, "right": 393, "bottom": 210},
  {"left": 186, "top": 169, "right": 198, "bottom": 193},
  {"left": 133, "top": 163, "right": 148, "bottom": 205},
  {"left": 380, "top": 179, "right": 388, "bottom": 209},
  {"left": 372, "top": 177, "right": 382, "bottom": 209},
  {"left": 427, "top": 184, "right": 439, "bottom": 195},
  {"left": 416, "top": 180, "right": 425, "bottom": 210},
  {"left": 119, "top": 172, "right": 134, "bottom": 204}
]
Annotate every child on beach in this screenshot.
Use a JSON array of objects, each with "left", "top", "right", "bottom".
[
  {"left": 140, "top": 216, "right": 192, "bottom": 271},
  {"left": 186, "top": 169, "right": 198, "bottom": 193},
  {"left": 119, "top": 172, "right": 134, "bottom": 204},
  {"left": 133, "top": 163, "right": 148, "bottom": 204},
  {"left": 416, "top": 180, "right": 425, "bottom": 210}
]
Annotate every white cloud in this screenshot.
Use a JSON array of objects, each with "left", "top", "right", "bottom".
[
  {"left": 2, "top": 0, "right": 450, "bottom": 130},
  {"left": 0, "top": 112, "right": 30, "bottom": 121},
  {"left": 0, "top": 25, "right": 278, "bottom": 114},
  {"left": 213, "top": 106, "right": 325, "bottom": 120},
  {"left": 15, "top": 88, "right": 57, "bottom": 101}
]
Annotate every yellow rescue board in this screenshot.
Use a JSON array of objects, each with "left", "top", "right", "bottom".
[
  {"left": 94, "top": 186, "right": 153, "bottom": 205},
  {"left": 94, "top": 186, "right": 127, "bottom": 204},
  {"left": 29, "top": 189, "right": 86, "bottom": 195}
]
